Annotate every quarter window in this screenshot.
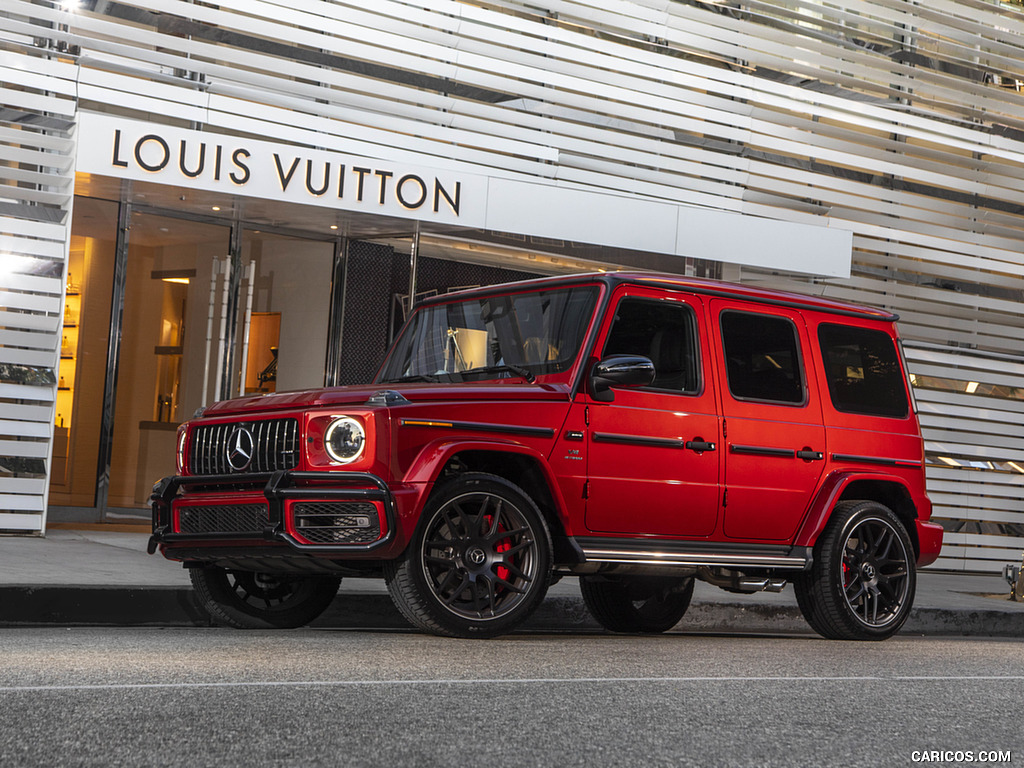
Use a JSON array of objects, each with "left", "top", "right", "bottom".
[
  {"left": 603, "top": 298, "right": 700, "bottom": 393},
  {"left": 721, "top": 311, "right": 804, "bottom": 404},
  {"left": 818, "top": 323, "right": 909, "bottom": 418}
]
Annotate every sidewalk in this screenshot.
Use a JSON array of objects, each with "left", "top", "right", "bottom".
[{"left": 1, "top": 526, "right": 1022, "bottom": 635}]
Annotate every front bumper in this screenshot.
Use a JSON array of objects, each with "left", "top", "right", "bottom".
[{"left": 149, "top": 470, "right": 398, "bottom": 557}]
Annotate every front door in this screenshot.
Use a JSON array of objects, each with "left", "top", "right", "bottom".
[
  {"left": 585, "top": 287, "right": 721, "bottom": 538},
  {"left": 710, "top": 300, "right": 827, "bottom": 542}
]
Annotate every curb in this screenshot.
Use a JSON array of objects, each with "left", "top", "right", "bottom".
[{"left": 2, "top": 587, "right": 1022, "bottom": 636}]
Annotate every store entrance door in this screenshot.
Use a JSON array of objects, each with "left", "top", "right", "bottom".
[
  {"left": 104, "top": 217, "right": 337, "bottom": 513},
  {"left": 105, "top": 211, "right": 232, "bottom": 511},
  {"left": 52, "top": 201, "right": 338, "bottom": 517}
]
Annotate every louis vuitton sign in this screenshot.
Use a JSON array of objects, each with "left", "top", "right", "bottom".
[{"left": 76, "top": 113, "right": 486, "bottom": 226}]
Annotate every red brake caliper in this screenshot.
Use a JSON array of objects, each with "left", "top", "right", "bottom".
[{"left": 487, "top": 515, "right": 511, "bottom": 584}]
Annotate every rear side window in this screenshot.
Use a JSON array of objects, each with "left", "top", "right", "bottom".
[
  {"left": 603, "top": 298, "right": 700, "bottom": 393},
  {"left": 818, "top": 323, "right": 909, "bottom": 418},
  {"left": 721, "top": 311, "right": 805, "bottom": 404}
]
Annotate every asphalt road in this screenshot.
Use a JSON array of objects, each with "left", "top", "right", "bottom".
[{"left": 0, "top": 628, "right": 1020, "bottom": 767}]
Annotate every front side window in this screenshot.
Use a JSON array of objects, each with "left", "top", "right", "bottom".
[
  {"left": 721, "top": 311, "right": 805, "bottom": 405},
  {"left": 378, "top": 286, "right": 598, "bottom": 383},
  {"left": 602, "top": 298, "right": 700, "bottom": 393},
  {"left": 818, "top": 323, "right": 909, "bottom": 418}
]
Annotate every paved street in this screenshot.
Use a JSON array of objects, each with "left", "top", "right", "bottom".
[{"left": 0, "top": 627, "right": 1020, "bottom": 767}]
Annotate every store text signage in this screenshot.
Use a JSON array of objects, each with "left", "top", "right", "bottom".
[{"left": 77, "top": 113, "right": 486, "bottom": 225}]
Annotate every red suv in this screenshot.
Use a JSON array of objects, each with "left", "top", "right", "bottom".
[{"left": 150, "top": 272, "right": 942, "bottom": 640}]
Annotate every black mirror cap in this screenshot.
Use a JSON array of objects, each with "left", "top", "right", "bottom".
[{"left": 589, "top": 355, "right": 656, "bottom": 401}]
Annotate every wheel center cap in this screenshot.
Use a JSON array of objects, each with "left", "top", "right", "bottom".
[
  {"left": 862, "top": 563, "right": 877, "bottom": 581},
  {"left": 466, "top": 546, "right": 487, "bottom": 566}
]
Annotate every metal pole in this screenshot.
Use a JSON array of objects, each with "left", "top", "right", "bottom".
[
  {"left": 237, "top": 260, "right": 256, "bottom": 396},
  {"left": 218, "top": 219, "right": 243, "bottom": 401},
  {"left": 407, "top": 221, "right": 421, "bottom": 314},
  {"left": 212, "top": 255, "right": 231, "bottom": 402},
  {"left": 200, "top": 257, "right": 218, "bottom": 407},
  {"left": 94, "top": 189, "right": 131, "bottom": 517},
  {"left": 324, "top": 237, "right": 348, "bottom": 387}
]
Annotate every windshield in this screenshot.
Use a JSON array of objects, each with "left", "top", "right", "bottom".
[{"left": 377, "top": 285, "right": 599, "bottom": 383}]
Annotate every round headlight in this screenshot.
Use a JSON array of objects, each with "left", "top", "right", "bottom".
[
  {"left": 324, "top": 416, "right": 365, "bottom": 464},
  {"left": 176, "top": 427, "right": 188, "bottom": 473}
]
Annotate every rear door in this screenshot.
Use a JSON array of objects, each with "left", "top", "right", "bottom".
[
  {"left": 585, "top": 287, "right": 721, "bottom": 538},
  {"left": 711, "top": 300, "right": 826, "bottom": 542}
]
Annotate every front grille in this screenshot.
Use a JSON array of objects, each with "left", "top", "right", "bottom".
[
  {"left": 178, "top": 504, "right": 268, "bottom": 534},
  {"left": 292, "top": 501, "right": 381, "bottom": 544},
  {"left": 189, "top": 418, "right": 300, "bottom": 475}
]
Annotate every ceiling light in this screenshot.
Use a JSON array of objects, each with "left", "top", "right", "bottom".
[{"left": 152, "top": 269, "right": 196, "bottom": 284}]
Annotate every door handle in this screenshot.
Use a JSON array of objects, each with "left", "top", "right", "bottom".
[
  {"left": 685, "top": 440, "right": 716, "bottom": 453},
  {"left": 796, "top": 449, "right": 824, "bottom": 461}
]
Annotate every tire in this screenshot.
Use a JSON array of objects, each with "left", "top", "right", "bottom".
[
  {"left": 384, "top": 473, "right": 552, "bottom": 638},
  {"left": 190, "top": 566, "right": 341, "bottom": 629},
  {"left": 580, "top": 575, "right": 694, "bottom": 634},
  {"left": 794, "top": 500, "right": 916, "bottom": 641}
]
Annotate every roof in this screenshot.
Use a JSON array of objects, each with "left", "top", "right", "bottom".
[{"left": 418, "top": 271, "right": 899, "bottom": 322}]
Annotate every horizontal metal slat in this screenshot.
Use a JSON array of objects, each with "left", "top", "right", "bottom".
[{"left": 0, "top": 512, "right": 43, "bottom": 531}]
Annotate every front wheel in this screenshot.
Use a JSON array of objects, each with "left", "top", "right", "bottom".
[
  {"left": 580, "top": 575, "right": 694, "bottom": 633},
  {"left": 190, "top": 566, "right": 341, "bottom": 629},
  {"left": 385, "top": 473, "right": 552, "bottom": 638},
  {"left": 794, "top": 500, "right": 916, "bottom": 641}
]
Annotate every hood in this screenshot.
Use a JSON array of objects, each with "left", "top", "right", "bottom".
[{"left": 200, "top": 381, "right": 572, "bottom": 417}]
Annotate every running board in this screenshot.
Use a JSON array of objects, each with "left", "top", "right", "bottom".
[{"left": 575, "top": 538, "right": 811, "bottom": 570}]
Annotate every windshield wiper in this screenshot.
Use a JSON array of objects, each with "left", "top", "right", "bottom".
[
  {"left": 383, "top": 373, "right": 441, "bottom": 383},
  {"left": 465, "top": 365, "right": 536, "bottom": 383}
]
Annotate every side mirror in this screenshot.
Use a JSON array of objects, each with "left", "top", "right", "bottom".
[{"left": 589, "top": 355, "right": 656, "bottom": 402}]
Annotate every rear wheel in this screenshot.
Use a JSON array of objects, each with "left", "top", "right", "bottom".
[
  {"left": 794, "top": 500, "right": 916, "bottom": 640},
  {"left": 580, "top": 575, "right": 694, "bottom": 633},
  {"left": 385, "top": 473, "right": 552, "bottom": 638},
  {"left": 190, "top": 566, "right": 340, "bottom": 629}
]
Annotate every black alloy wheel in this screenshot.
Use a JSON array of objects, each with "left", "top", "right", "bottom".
[
  {"left": 580, "top": 575, "right": 695, "bottom": 633},
  {"left": 189, "top": 566, "right": 341, "bottom": 629},
  {"left": 795, "top": 500, "right": 916, "bottom": 641},
  {"left": 385, "top": 473, "right": 552, "bottom": 638}
]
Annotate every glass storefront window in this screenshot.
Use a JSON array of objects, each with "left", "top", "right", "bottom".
[
  {"left": 107, "top": 212, "right": 231, "bottom": 509},
  {"left": 234, "top": 231, "right": 334, "bottom": 398},
  {"left": 49, "top": 197, "right": 118, "bottom": 508},
  {"left": 51, "top": 197, "right": 339, "bottom": 514}
]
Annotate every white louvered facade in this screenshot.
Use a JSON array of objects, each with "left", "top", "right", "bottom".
[
  {"left": 0, "top": 19, "right": 76, "bottom": 533},
  {"left": 1, "top": 0, "right": 1023, "bottom": 570}
]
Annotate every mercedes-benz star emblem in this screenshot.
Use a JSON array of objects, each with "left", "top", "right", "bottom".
[{"left": 226, "top": 425, "right": 255, "bottom": 471}]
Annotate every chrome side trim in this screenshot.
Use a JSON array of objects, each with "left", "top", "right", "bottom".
[{"left": 581, "top": 548, "right": 809, "bottom": 569}]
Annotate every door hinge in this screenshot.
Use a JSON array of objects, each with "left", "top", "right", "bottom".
[
  {"left": 722, "top": 418, "right": 727, "bottom": 439},
  {"left": 722, "top": 488, "right": 728, "bottom": 508},
  {"left": 582, "top": 480, "right": 589, "bottom": 500},
  {"left": 584, "top": 406, "right": 589, "bottom": 426}
]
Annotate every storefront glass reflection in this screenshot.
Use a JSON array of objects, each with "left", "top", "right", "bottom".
[
  {"left": 52, "top": 198, "right": 336, "bottom": 513},
  {"left": 107, "top": 212, "right": 231, "bottom": 509}
]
